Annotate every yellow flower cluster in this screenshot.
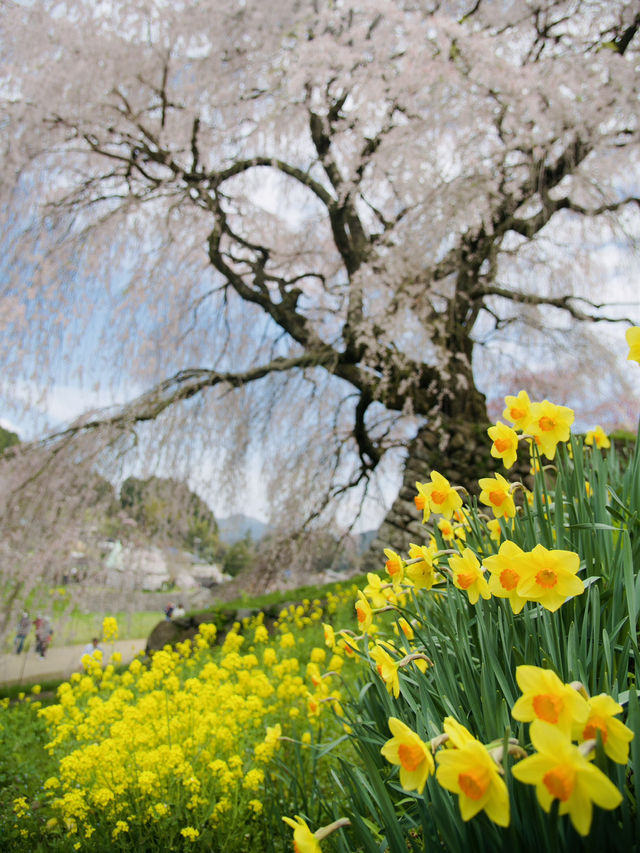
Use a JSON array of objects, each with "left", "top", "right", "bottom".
[
  {"left": 34, "top": 593, "right": 358, "bottom": 846},
  {"left": 101, "top": 616, "right": 118, "bottom": 643},
  {"left": 380, "top": 665, "right": 632, "bottom": 836},
  {"left": 511, "top": 665, "right": 632, "bottom": 835}
]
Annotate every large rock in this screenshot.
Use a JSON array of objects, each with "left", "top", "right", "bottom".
[{"left": 145, "top": 604, "right": 284, "bottom": 654}]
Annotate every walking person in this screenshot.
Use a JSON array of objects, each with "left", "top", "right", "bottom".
[
  {"left": 35, "top": 615, "right": 53, "bottom": 658},
  {"left": 80, "top": 637, "right": 102, "bottom": 669},
  {"left": 33, "top": 615, "right": 44, "bottom": 656},
  {"left": 14, "top": 611, "right": 30, "bottom": 654}
]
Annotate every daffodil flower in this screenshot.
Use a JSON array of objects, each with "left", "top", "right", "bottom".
[
  {"left": 483, "top": 540, "right": 528, "bottom": 613},
  {"left": 488, "top": 421, "right": 520, "bottom": 468},
  {"left": 383, "top": 548, "right": 405, "bottom": 588},
  {"left": 516, "top": 544, "right": 584, "bottom": 612},
  {"left": 527, "top": 400, "right": 575, "bottom": 460},
  {"left": 414, "top": 472, "right": 463, "bottom": 522},
  {"left": 502, "top": 390, "right": 532, "bottom": 431},
  {"left": 512, "top": 721, "right": 622, "bottom": 836},
  {"left": 448, "top": 548, "right": 491, "bottom": 605},
  {"left": 406, "top": 543, "right": 439, "bottom": 589},
  {"left": 584, "top": 425, "right": 611, "bottom": 449},
  {"left": 282, "top": 815, "right": 322, "bottom": 853},
  {"left": 381, "top": 717, "right": 435, "bottom": 794},
  {"left": 478, "top": 472, "right": 516, "bottom": 519},
  {"left": 355, "top": 591, "right": 373, "bottom": 632},
  {"left": 436, "top": 718, "right": 510, "bottom": 827},
  {"left": 322, "top": 623, "right": 335, "bottom": 649},
  {"left": 626, "top": 326, "right": 640, "bottom": 362},
  {"left": 486, "top": 518, "right": 503, "bottom": 543},
  {"left": 511, "top": 665, "right": 589, "bottom": 734},
  {"left": 573, "top": 694, "right": 634, "bottom": 764},
  {"left": 370, "top": 643, "right": 400, "bottom": 698}
]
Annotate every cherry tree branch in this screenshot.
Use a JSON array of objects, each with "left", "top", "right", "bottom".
[{"left": 473, "top": 288, "right": 638, "bottom": 324}]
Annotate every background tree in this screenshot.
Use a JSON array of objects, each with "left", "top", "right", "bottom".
[
  {"left": 118, "top": 476, "right": 220, "bottom": 556},
  {"left": 0, "top": 426, "right": 19, "bottom": 456},
  {"left": 1, "top": 0, "right": 639, "bottom": 590}
]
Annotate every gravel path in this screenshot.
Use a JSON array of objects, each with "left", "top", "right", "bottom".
[{"left": 0, "top": 638, "right": 148, "bottom": 687}]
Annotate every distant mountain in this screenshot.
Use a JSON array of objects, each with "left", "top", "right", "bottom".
[{"left": 217, "top": 514, "right": 268, "bottom": 544}]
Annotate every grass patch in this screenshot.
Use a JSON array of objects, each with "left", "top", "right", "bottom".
[{"left": 191, "top": 573, "right": 369, "bottom": 616}]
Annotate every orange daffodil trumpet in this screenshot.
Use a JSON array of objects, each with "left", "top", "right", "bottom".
[
  {"left": 381, "top": 717, "right": 435, "bottom": 794},
  {"left": 511, "top": 722, "right": 622, "bottom": 836},
  {"left": 626, "top": 326, "right": 640, "bottom": 362}
]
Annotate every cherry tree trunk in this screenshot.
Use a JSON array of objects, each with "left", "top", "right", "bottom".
[{"left": 364, "top": 414, "right": 532, "bottom": 570}]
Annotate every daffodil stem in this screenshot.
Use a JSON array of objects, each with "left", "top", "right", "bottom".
[{"left": 314, "top": 818, "right": 351, "bottom": 841}]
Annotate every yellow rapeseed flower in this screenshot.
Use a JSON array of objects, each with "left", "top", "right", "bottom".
[
  {"left": 626, "top": 326, "right": 640, "bottom": 362},
  {"left": 478, "top": 473, "right": 516, "bottom": 519},
  {"left": 511, "top": 721, "right": 622, "bottom": 836},
  {"left": 180, "top": 826, "right": 200, "bottom": 841},
  {"left": 516, "top": 545, "right": 584, "bottom": 612},
  {"left": 436, "top": 719, "right": 509, "bottom": 827},
  {"left": 488, "top": 421, "right": 520, "bottom": 469},
  {"left": 381, "top": 717, "right": 435, "bottom": 794},
  {"left": 102, "top": 616, "right": 118, "bottom": 642},
  {"left": 511, "top": 665, "right": 589, "bottom": 735},
  {"left": 449, "top": 548, "right": 491, "bottom": 605},
  {"left": 573, "top": 694, "right": 634, "bottom": 764}
]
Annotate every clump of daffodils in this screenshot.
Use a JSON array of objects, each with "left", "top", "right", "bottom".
[
  {"left": 345, "top": 351, "right": 638, "bottom": 844},
  {"left": 377, "top": 665, "right": 632, "bottom": 836}
]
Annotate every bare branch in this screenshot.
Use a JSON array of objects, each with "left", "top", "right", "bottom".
[{"left": 475, "top": 287, "right": 638, "bottom": 325}]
